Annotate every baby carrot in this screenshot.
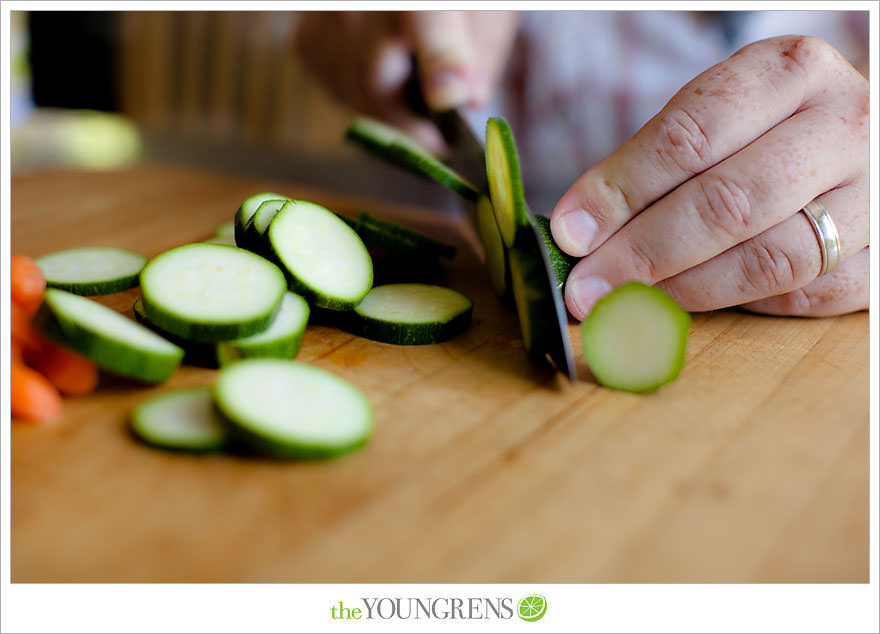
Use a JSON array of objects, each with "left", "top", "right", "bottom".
[
  {"left": 11, "top": 363, "right": 63, "bottom": 423},
  {"left": 11, "top": 254, "right": 46, "bottom": 315},
  {"left": 26, "top": 341, "right": 99, "bottom": 396},
  {"left": 11, "top": 302, "right": 46, "bottom": 352},
  {"left": 11, "top": 339, "right": 24, "bottom": 365}
]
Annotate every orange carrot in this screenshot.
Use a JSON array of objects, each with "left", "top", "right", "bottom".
[
  {"left": 11, "top": 254, "right": 46, "bottom": 316},
  {"left": 11, "top": 302, "right": 46, "bottom": 352},
  {"left": 11, "top": 339, "right": 24, "bottom": 365},
  {"left": 26, "top": 341, "right": 99, "bottom": 396},
  {"left": 11, "top": 363, "right": 63, "bottom": 423}
]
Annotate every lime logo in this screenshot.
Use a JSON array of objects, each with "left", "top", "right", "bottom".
[{"left": 517, "top": 594, "right": 547, "bottom": 622}]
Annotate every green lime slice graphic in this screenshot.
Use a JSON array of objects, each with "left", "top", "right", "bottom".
[{"left": 517, "top": 594, "right": 547, "bottom": 622}]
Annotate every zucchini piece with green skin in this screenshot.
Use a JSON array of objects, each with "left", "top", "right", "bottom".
[
  {"left": 36, "top": 247, "right": 147, "bottom": 296},
  {"left": 346, "top": 117, "right": 481, "bottom": 202},
  {"left": 350, "top": 283, "right": 473, "bottom": 345},
  {"left": 265, "top": 200, "right": 373, "bottom": 311},
  {"left": 533, "top": 214, "right": 577, "bottom": 289},
  {"left": 508, "top": 247, "right": 557, "bottom": 359},
  {"left": 140, "top": 243, "right": 287, "bottom": 342},
  {"left": 238, "top": 199, "right": 289, "bottom": 256},
  {"left": 133, "top": 298, "right": 220, "bottom": 368},
  {"left": 131, "top": 388, "right": 228, "bottom": 452},
  {"left": 214, "top": 359, "right": 374, "bottom": 459},
  {"left": 485, "top": 117, "right": 530, "bottom": 247},
  {"left": 203, "top": 235, "right": 237, "bottom": 247},
  {"left": 134, "top": 291, "right": 309, "bottom": 368},
  {"left": 35, "top": 289, "right": 183, "bottom": 383},
  {"left": 233, "top": 192, "right": 288, "bottom": 246},
  {"left": 215, "top": 292, "right": 309, "bottom": 365},
  {"left": 215, "top": 220, "right": 236, "bottom": 239},
  {"left": 354, "top": 212, "right": 456, "bottom": 260},
  {"left": 475, "top": 195, "right": 508, "bottom": 299},
  {"left": 581, "top": 282, "right": 690, "bottom": 393}
]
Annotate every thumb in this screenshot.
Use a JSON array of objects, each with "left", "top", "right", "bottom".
[{"left": 406, "top": 11, "right": 475, "bottom": 110}]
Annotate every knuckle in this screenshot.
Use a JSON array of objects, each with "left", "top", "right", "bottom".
[
  {"left": 696, "top": 173, "right": 756, "bottom": 239},
  {"left": 775, "top": 35, "right": 835, "bottom": 76},
  {"left": 656, "top": 107, "right": 712, "bottom": 175},
  {"left": 740, "top": 239, "right": 801, "bottom": 295},
  {"left": 627, "top": 237, "right": 661, "bottom": 282},
  {"left": 774, "top": 288, "right": 814, "bottom": 316}
]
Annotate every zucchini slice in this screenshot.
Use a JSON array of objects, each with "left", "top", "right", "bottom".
[
  {"left": 133, "top": 298, "right": 220, "bottom": 368},
  {"left": 581, "top": 282, "right": 690, "bottom": 393},
  {"left": 350, "top": 283, "right": 473, "bottom": 345},
  {"left": 352, "top": 212, "right": 456, "bottom": 261},
  {"left": 134, "top": 291, "right": 309, "bottom": 368},
  {"left": 346, "top": 117, "right": 481, "bottom": 202},
  {"left": 215, "top": 292, "right": 309, "bottom": 365},
  {"left": 475, "top": 195, "right": 508, "bottom": 298},
  {"left": 233, "top": 192, "right": 288, "bottom": 246},
  {"left": 36, "top": 247, "right": 147, "bottom": 296},
  {"left": 214, "top": 359, "right": 374, "bottom": 459},
  {"left": 238, "top": 198, "right": 289, "bottom": 255},
  {"left": 266, "top": 200, "right": 373, "bottom": 311},
  {"left": 534, "top": 214, "right": 577, "bottom": 289},
  {"left": 140, "top": 243, "right": 287, "bottom": 342},
  {"left": 131, "top": 388, "right": 227, "bottom": 452},
  {"left": 485, "top": 117, "right": 530, "bottom": 247},
  {"left": 215, "top": 220, "right": 236, "bottom": 239},
  {"left": 36, "top": 289, "right": 183, "bottom": 383}
]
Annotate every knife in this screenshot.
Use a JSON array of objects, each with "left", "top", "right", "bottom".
[{"left": 423, "top": 107, "right": 577, "bottom": 382}]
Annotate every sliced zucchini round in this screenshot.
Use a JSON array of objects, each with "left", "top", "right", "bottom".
[
  {"left": 131, "top": 388, "right": 227, "bottom": 452},
  {"left": 238, "top": 198, "right": 289, "bottom": 255},
  {"left": 140, "top": 243, "right": 286, "bottom": 342},
  {"left": 233, "top": 191, "right": 288, "bottom": 246},
  {"left": 133, "top": 297, "right": 220, "bottom": 368},
  {"left": 350, "top": 283, "right": 473, "bottom": 345},
  {"left": 36, "top": 288, "right": 183, "bottom": 383},
  {"left": 214, "top": 359, "right": 374, "bottom": 459},
  {"left": 485, "top": 117, "right": 530, "bottom": 247},
  {"left": 267, "top": 200, "right": 373, "bottom": 311},
  {"left": 215, "top": 220, "right": 236, "bottom": 239},
  {"left": 475, "top": 195, "right": 508, "bottom": 298},
  {"left": 346, "top": 117, "right": 480, "bottom": 202},
  {"left": 581, "top": 282, "right": 690, "bottom": 393},
  {"left": 216, "top": 292, "right": 309, "bottom": 365},
  {"left": 36, "top": 247, "right": 147, "bottom": 295}
]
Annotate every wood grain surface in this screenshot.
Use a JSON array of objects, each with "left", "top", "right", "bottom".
[{"left": 10, "top": 164, "right": 869, "bottom": 583}]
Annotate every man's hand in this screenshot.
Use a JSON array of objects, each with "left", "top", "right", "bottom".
[{"left": 551, "top": 35, "right": 869, "bottom": 319}]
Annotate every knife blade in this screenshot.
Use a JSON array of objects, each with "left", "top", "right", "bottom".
[
  {"left": 428, "top": 110, "right": 576, "bottom": 382},
  {"left": 404, "top": 66, "right": 576, "bottom": 381}
]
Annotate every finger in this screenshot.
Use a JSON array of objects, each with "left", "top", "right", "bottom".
[
  {"left": 551, "top": 35, "right": 866, "bottom": 257},
  {"left": 740, "top": 247, "right": 869, "bottom": 317},
  {"left": 562, "top": 103, "right": 866, "bottom": 319},
  {"left": 406, "top": 11, "right": 476, "bottom": 110},
  {"left": 656, "top": 182, "right": 868, "bottom": 312}
]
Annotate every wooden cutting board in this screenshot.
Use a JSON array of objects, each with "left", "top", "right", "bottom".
[{"left": 10, "top": 164, "right": 869, "bottom": 582}]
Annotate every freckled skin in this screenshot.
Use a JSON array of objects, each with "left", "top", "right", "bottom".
[{"left": 552, "top": 35, "right": 868, "bottom": 318}]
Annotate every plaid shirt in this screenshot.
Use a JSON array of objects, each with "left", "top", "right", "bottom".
[{"left": 466, "top": 10, "right": 868, "bottom": 209}]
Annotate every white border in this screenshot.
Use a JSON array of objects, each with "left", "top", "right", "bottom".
[{"left": 2, "top": 2, "right": 877, "bottom": 633}]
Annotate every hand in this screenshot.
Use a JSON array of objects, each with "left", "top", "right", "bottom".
[
  {"left": 550, "top": 36, "right": 869, "bottom": 319},
  {"left": 294, "top": 11, "right": 518, "bottom": 152}
]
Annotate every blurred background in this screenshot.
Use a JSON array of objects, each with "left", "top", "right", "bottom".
[
  {"left": 10, "top": 11, "right": 442, "bottom": 207},
  {"left": 10, "top": 10, "right": 869, "bottom": 213}
]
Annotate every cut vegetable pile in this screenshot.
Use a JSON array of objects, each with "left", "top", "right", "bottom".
[
  {"left": 15, "top": 179, "right": 473, "bottom": 457},
  {"left": 13, "top": 112, "right": 692, "bottom": 452},
  {"left": 347, "top": 113, "right": 691, "bottom": 391}
]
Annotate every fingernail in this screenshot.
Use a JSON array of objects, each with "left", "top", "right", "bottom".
[
  {"left": 426, "top": 69, "right": 469, "bottom": 110},
  {"left": 554, "top": 209, "right": 597, "bottom": 256},
  {"left": 568, "top": 276, "right": 612, "bottom": 317}
]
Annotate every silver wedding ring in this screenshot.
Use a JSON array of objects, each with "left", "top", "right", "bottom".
[{"left": 800, "top": 200, "right": 841, "bottom": 276}]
